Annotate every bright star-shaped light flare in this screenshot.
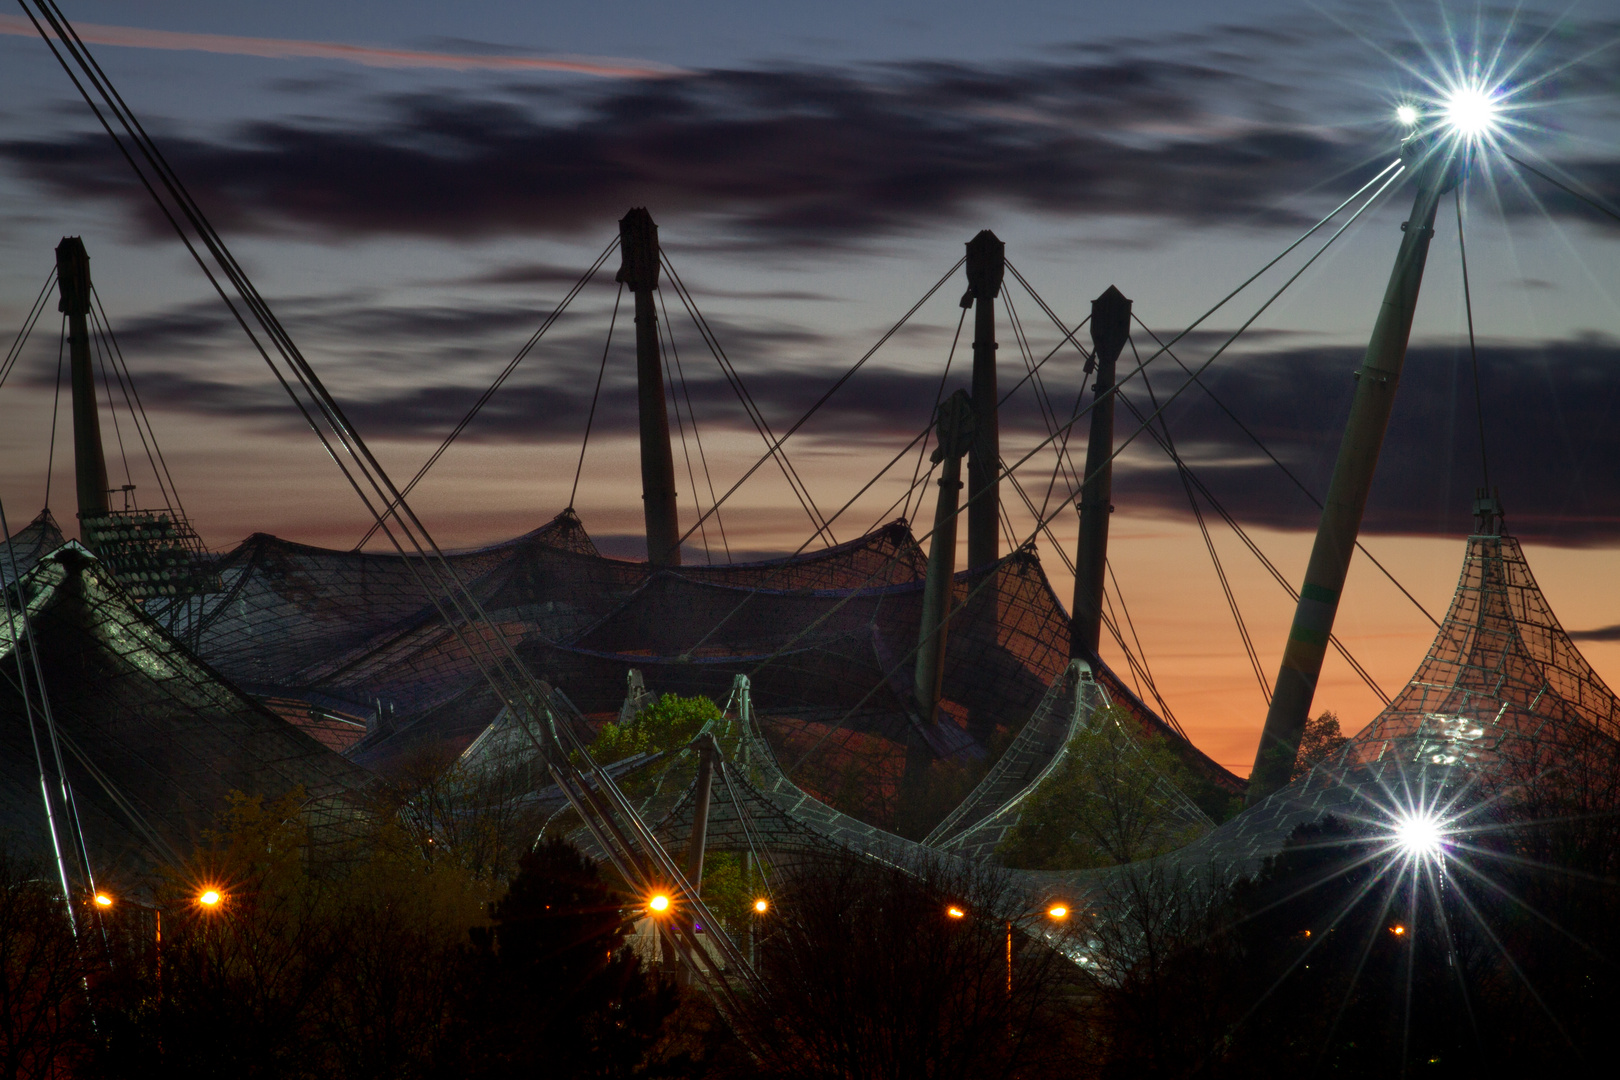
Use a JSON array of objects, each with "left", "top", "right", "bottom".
[
  {"left": 1396, "top": 103, "right": 1420, "bottom": 127},
  {"left": 1393, "top": 808, "right": 1447, "bottom": 861},
  {"left": 1443, "top": 85, "right": 1499, "bottom": 137}
]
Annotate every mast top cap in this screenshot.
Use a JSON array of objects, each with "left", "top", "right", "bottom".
[
  {"left": 616, "top": 208, "right": 660, "bottom": 292},
  {"left": 55, "top": 236, "right": 91, "bottom": 316},
  {"left": 961, "top": 229, "right": 1005, "bottom": 306}
]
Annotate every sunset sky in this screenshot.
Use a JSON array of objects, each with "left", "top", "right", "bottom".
[{"left": 2, "top": 1, "right": 1617, "bottom": 771}]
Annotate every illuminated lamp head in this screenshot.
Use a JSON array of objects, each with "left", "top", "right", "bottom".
[
  {"left": 1442, "top": 84, "right": 1499, "bottom": 138},
  {"left": 648, "top": 893, "right": 671, "bottom": 915},
  {"left": 753, "top": 898, "right": 769, "bottom": 914},
  {"left": 946, "top": 905, "right": 966, "bottom": 920},
  {"left": 197, "top": 888, "right": 222, "bottom": 908},
  {"left": 93, "top": 892, "right": 114, "bottom": 908},
  {"left": 1392, "top": 808, "right": 1447, "bottom": 861},
  {"left": 1396, "top": 103, "right": 1420, "bottom": 128},
  {"left": 1047, "top": 904, "right": 1069, "bottom": 920}
]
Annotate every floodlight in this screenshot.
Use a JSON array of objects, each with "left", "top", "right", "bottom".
[
  {"left": 1396, "top": 104, "right": 1420, "bottom": 127},
  {"left": 753, "top": 898, "right": 769, "bottom": 914},
  {"left": 93, "top": 893, "right": 114, "bottom": 908},
  {"left": 648, "top": 893, "right": 671, "bottom": 914},
  {"left": 1392, "top": 808, "right": 1446, "bottom": 860},
  {"left": 1443, "top": 86, "right": 1498, "bottom": 137}
]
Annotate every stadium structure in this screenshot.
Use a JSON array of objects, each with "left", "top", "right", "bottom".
[{"left": 4, "top": 1, "right": 1618, "bottom": 1003}]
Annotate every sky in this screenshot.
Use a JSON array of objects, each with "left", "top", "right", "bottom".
[{"left": 2, "top": 1, "right": 1618, "bottom": 771}]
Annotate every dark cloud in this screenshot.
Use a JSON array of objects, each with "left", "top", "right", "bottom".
[
  {"left": 6, "top": 9, "right": 1615, "bottom": 248},
  {"left": 0, "top": 59, "right": 1392, "bottom": 247}
]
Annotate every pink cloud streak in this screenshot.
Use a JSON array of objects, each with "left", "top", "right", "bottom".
[{"left": 0, "top": 14, "right": 684, "bottom": 79}]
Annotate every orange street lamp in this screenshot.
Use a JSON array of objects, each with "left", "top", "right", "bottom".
[
  {"left": 946, "top": 905, "right": 966, "bottom": 919},
  {"left": 93, "top": 892, "right": 114, "bottom": 908},
  {"left": 648, "top": 893, "right": 671, "bottom": 915},
  {"left": 197, "top": 889, "right": 222, "bottom": 908},
  {"left": 1046, "top": 903, "right": 1069, "bottom": 920},
  {"left": 752, "top": 898, "right": 769, "bottom": 914}
]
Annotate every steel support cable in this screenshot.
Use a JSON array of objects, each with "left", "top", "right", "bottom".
[
  {"left": 1098, "top": 582, "right": 1161, "bottom": 712},
  {"left": 1103, "top": 558, "right": 1184, "bottom": 733},
  {"left": 1504, "top": 152, "right": 1620, "bottom": 228},
  {"left": 20, "top": 5, "right": 751, "bottom": 977},
  {"left": 901, "top": 306, "right": 968, "bottom": 528},
  {"left": 657, "top": 285, "right": 732, "bottom": 561},
  {"left": 1001, "top": 290, "right": 1086, "bottom": 527},
  {"left": 997, "top": 454, "right": 1186, "bottom": 736},
  {"left": 43, "top": 320, "right": 65, "bottom": 511},
  {"left": 670, "top": 255, "right": 968, "bottom": 549},
  {"left": 659, "top": 254, "right": 836, "bottom": 547},
  {"left": 647, "top": 420, "right": 938, "bottom": 659},
  {"left": 999, "top": 453, "right": 1185, "bottom": 735},
  {"left": 658, "top": 302, "right": 713, "bottom": 562},
  {"left": 1, "top": 497, "right": 84, "bottom": 928},
  {"left": 658, "top": 258, "right": 828, "bottom": 540},
  {"left": 1109, "top": 384, "right": 1391, "bottom": 705},
  {"left": 1132, "top": 342, "right": 1271, "bottom": 704},
  {"left": 0, "top": 268, "right": 54, "bottom": 392},
  {"left": 20, "top": 1, "right": 544, "bottom": 720},
  {"left": 1455, "top": 188, "right": 1492, "bottom": 492},
  {"left": 716, "top": 761, "right": 777, "bottom": 902},
  {"left": 26, "top": 17, "right": 640, "bottom": 944},
  {"left": 570, "top": 282, "right": 623, "bottom": 510},
  {"left": 89, "top": 313, "right": 134, "bottom": 493},
  {"left": 4, "top": 505, "right": 99, "bottom": 897},
  {"left": 999, "top": 157, "right": 1404, "bottom": 388},
  {"left": 360, "top": 236, "right": 621, "bottom": 548},
  {"left": 1128, "top": 314, "right": 1439, "bottom": 628},
  {"left": 1001, "top": 288, "right": 1091, "bottom": 544},
  {"left": 90, "top": 292, "right": 186, "bottom": 518},
  {"left": 542, "top": 703, "right": 763, "bottom": 1003},
  {"left": 779, "top": 168, "right": 1405, "bottom": 773}
]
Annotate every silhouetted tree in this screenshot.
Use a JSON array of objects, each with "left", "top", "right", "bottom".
[
  {"left": 745, "top": 852, "right": 1089, "bottom": 1079},
  {"left": 447, "top": 837, "right": 686, "bottom": 1079},
  {"left": 0, "top": 852, "right": 94, "bottom": 1079}
]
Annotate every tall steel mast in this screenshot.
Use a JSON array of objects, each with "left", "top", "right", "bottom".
[{"left": 1247, "top": 136, "right": 1464, "bottom": 801}]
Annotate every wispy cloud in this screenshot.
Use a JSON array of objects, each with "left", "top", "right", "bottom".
[{"left": 0, "top": 14, "right": 683, "bottom": 79}]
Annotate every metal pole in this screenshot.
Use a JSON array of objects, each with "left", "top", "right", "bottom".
[
  {"left": 914, "top": 390, "right": 976, "bottom": 722},
  {"left": 684, "top": 734, "right": 717, "bottom": 894},
  {"left": 1071, "top": 286, "right": 1132, "bottom": 659},
  {"left": 680, "top": 733, "right": 717, "bottom": 985},
  {"left": 964, "top": 230, "right": 1004, "bottom": 570},
  {"left": 55, "top": 238, "right": 110, "bottom": 523},
  {"left": 616, "top": 209, "right": 681, "bottom": 566},
  {"left": 1247, "top": 139, "right": 1462, "bottom": 801}
]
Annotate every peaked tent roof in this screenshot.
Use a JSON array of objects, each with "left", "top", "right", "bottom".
[
  {"left": 1, "top": 509, "right": 64, "bottom": 588},
  {"left": 1, "top": 545, "right": 370, "bottom": 883},
  {"left": 1166, "top": 527, "right": 1620, "bottom": 872}
]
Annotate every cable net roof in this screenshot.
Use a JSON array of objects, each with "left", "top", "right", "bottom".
[
  {"left": 1176, "top": 527, "right": 1620, "bottom": 872},
  {"left": 0, "top": 509, "right": 64, "bottom": 588},
  {"left": 181, "top": 506, "right": 1232, "bottom": 836},
  {"left": 1, "top": 544, "right": 368, "bottom": 882}
]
